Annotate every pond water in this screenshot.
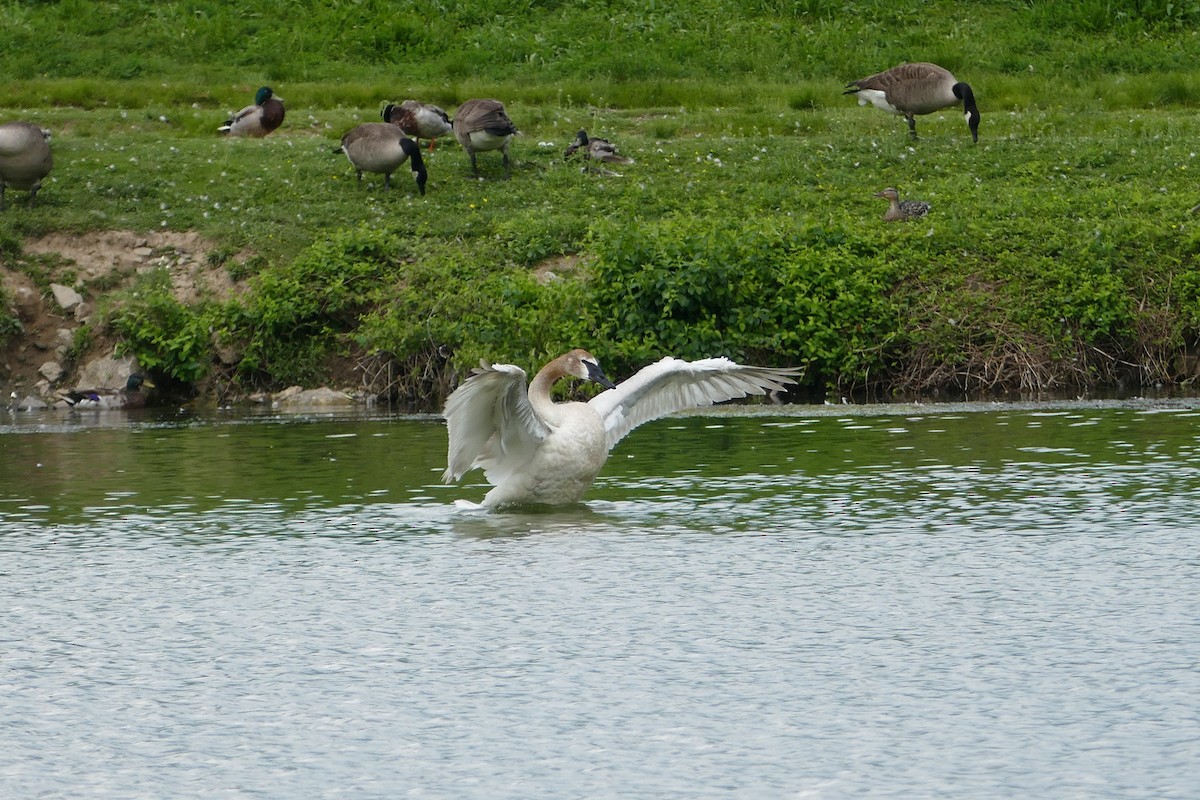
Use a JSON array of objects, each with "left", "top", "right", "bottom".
[{"left": 2, "top": 400, "right": 1198, "bottom": 798}]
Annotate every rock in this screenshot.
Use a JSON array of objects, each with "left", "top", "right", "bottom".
[
  {"left": 274, "top": 386, "right": 356, "bottom": 407},
  {"left": 10, "top": 286, "right": 41, "bottom": 320},
  {"left": 15, "top": 396, "right": 48, "bottom": 411},
  {"left": 38, "top": 361, "right": 64, "bottom": 382},
  {"left": 133, "top": 246, "right": 154, "bottom": 259},
  {"left": 55, "top": 328, "right": 74, "bottom": 348},
  {"left": 49, "top": 283, "right": 84, "bottom": 312},
  {"left": 75, "top": 353, "right": 139, "bottom": 390}
]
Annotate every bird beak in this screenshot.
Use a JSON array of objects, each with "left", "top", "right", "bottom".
[
  {"left": 586, "top": 361, "right": 617, "bottom": 390},
  {"left": 873, "top": 191, "right": 887, "bottom": 198}
]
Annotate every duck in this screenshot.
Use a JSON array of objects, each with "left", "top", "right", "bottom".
[
  {"left": 452, "top": 99, "right": 519, "bottom": 179},
  {"left": 334, "top": 123, "right": 428, "bottom": 195},
  {"left": 442, "top": 349, "right": 801, "bottom": 508},
  {"left": 383, "top": 101, "right": 453, "bottom": 150},
  {"left": 844, "top": 62, "right": 980, "bottom": 142},
  {"left": 874, "top": 187, "right": 931, "bottom": 222},
  {"left": 62, "top": 374, "right": 155, "bottom": 409},
  {"left": 563, "top": 129, "right": 634, "bottom": 170},
  {"left": 0, "top": 121, "right": 53, "bottom": 210},
  {"left": 218, "top": 86, "right": 285, "bottom": 137}
]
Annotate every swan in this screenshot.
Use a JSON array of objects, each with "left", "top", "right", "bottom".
[{"left": 442, "top": 349, "right": 801, "bottom": 507}]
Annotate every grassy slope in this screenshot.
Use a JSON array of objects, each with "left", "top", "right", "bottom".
[{"left": 2, "top": 0, "right": 1200, "bottom": 403}]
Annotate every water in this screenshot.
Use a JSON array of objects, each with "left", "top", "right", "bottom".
[{"left": 2, "top": 401, "right": 1199, "bottom": 798}]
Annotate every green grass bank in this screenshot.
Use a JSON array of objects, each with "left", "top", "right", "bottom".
[{"left": 2, "top": 0, "right": 1200, "bottom": 406}]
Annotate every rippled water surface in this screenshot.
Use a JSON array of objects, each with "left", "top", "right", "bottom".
[{"left": 2, "top": 401, "right": 1199, "bottom": 798}]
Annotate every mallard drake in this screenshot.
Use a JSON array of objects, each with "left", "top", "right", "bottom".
[
  {"left": 845, "top": 63, "right": 979, "bottom": 142},
  {"left": 452, "top": 99, "right": 519, "bottom": 179},
  {"left": 334, "top": 123, "right": 427, "bottom": 195},
  {"left": 563, "top": 129, "right": 634, "bottom": 168},
  {"left": 875, "top": 187, "right": 931, "bottom": 222},
  {"left": 442, "top": 350, "right": 800, "bottom": 507},
  {"left": 218, "top": 86, "right": 285, "bottom": 137},
  {"left": 62, "top": 374, "right": 155, "bottom": 409},
  {"left": 0, "top": 121, "right": 53, "bottom": 210},
  {"left": 383, "top": 101, "right": 453, "bottom": 150}
]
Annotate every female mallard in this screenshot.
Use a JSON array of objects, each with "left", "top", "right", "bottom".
[
  {"left": 845, "top": 62, "right": 980, "bottom": 142},
  {"left": 452, "top": 99, "right": 519, "bottom": 179},
  {"left": 382, "top": 101, "right": 453, "bottom": 150},
  {"left": 62, "top": 374, "right": 155, "bottom": 409},
  {"left": 875, "top": 187, "right": 931, "bottom": 222},
  {"left": 0, "top": 121, "right": 53, "bottom": 210},
  {"left": 563, "top": 129, "right": 634, "bottom": 169},
  {"left": 334, "top": 123, "right": 428, "bottom": 195},
  {"left": 218, "top": 86, "right": 285, "bottom": 137}
]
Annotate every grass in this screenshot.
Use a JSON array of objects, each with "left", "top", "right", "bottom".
[{"left": 2, "top": 0, "right": 1200, "bottom": 403}]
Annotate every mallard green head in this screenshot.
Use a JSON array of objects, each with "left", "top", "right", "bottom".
[
  {"left": 127, "top": 374, "right": 155, "bottom": 392},
  {"left": 255, "top": 86, "right": 275, "bottom": 106}
]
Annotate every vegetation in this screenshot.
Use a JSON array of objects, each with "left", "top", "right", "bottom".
[{"left": 2, "top": 0, "right": 1200, "bottom": 405}]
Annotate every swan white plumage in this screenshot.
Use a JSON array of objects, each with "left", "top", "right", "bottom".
[{"left": 442, "top": 349, "right": 801, "bottom": 507}]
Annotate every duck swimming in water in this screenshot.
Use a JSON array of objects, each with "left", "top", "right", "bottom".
[
  {"left": 442, "top": 349, "right": 800, "bottom": 508},
  {"left": 62, "top": 374, "right": 155, "bottom": 409}
]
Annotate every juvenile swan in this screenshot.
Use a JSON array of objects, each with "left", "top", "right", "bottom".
[{"left": 442, "top": 349, "right": 801, "bottom": 507}]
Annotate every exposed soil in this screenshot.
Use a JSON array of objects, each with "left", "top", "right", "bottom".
[{"left": 1, "top": 230, "right": 245, "bottom": 406}]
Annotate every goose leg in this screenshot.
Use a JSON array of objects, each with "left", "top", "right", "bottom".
[
  {"left": 502, "top": 143, "right": 511, "bottom": 179},
  {"left": 906, "top": 115, "right": 919, "bottom": 140},
  {"left": 469, "top": 150, "right": 480, "bottom": 177},
  {"left": 383, "top": 173, "right": 392, "bottom": 191},
  {"left": 0, "top": 185, "right": 6, "bottom": 212}
]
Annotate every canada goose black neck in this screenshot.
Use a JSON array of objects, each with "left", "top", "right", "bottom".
[
  {"left": 401, "top": 138, "right": 428, "bottom": 195},
  {"left": 953, "top": 82, "right": 980, "bottom": 142}
]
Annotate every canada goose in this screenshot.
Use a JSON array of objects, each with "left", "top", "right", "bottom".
[
  {"left": 334, "top": 123, "right": 428, "bottom": 195},
  {"left": 218, "top": 86, "right": 285, "bottom": 137},
  {"left": 62, "top": 374, "right": 155, "bottom": 409},
  {"left": 0, "top": 122, "right": 53, "bottom": 210},
  {"left": 564, "top": 129, "right": 634, "bottom": 168},
  {"left": 383, "top": 101, "right": 453, "bottom": 149},
  {"left": 875, "top": 187, "right": 931, "bottom": 222},
  {"left": 442, "top": 349, "right": 801, "bottom": 507},
  {"left": 452, "top": 99, "right": 519, "bottom": 178},
  {"left": 845, "top": 63, "right": 980, "bottom": 142}
]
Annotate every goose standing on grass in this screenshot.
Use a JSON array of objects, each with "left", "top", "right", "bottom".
[
  {"left": 383, "top": 101, "right": 453, "bottom": 150},
  {"left": 875, "top": 187, "right": 930, "bottom": 222},
  {"left": 442, "top": 349, "right": 801, "bottom": 508},
  {"left": 564, "top": 129, "right": 634, "bottom": 170},
  {"left": 0, "top": 121, "right": 53, "bottom": 210},
  {"left": 334, "top": 123, "right": 428, "bottom": 195},
  {"left": 452, "top": 99, "right": 519, "bottom": 179},
  {"left": 844, "top": 63, "right": 980, "bottom": 142},
  {"left": 218, "top": 86, "right": 285, "bottom": 137},
  {"left": 62, "top": 374, "right": 155, "bottom": 409}
]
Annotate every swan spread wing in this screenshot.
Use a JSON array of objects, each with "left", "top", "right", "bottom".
[
  {"left": 586, "top": 357, "right": 800, "bottom": 450},
  {"left": 442, "top": 362, "right": 550, "bottom": 483}
]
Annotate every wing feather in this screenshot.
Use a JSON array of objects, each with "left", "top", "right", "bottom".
[
  {"left": 441, "top": 362, "right": 549, "bottom": 483},
  {"left": 586, "top": 357, "right": 801, "bottom": 451}
]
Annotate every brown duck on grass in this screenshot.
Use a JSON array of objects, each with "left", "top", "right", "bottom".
[
  {"left": 218, "top": 86, "right": 286, "bottom": 137},
  {"left": 383, "top": 101, "right": 453, "bottom": 150},
  {"left": 874, "top": 187, "right": 931, "bottom": 222},
  {"left": 563, "top": 129, "right": 634, "bottom": 173},
  {"left": 845, "top": 62, "right": 980, "bottom": 142}
]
